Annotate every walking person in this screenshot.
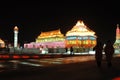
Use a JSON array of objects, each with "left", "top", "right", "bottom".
[
  {"left": 93, "top": 40, "right": 103, "bottom": 67},
  {"left": 104, "top": 40, "right": 114, "bottom": 67}
]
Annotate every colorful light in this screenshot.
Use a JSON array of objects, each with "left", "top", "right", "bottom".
[{"left": 65, "top": 20, "right": 97, "bottom": 48}]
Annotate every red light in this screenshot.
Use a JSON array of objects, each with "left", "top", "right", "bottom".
[
  {"left": 32, "top": 55, "right": 39, "bottom": 58},
  {"left": 2, "top": 55, "right": 9, "bottom": 59},
  {"left": 22, "top": 55, "right": 30, "bottom": 59},
  {"left": 113, "top": 77, "right": 120, "bottom": 80},
  {"left": 13, "top": 55, "right": 20, "bottom": 59}
]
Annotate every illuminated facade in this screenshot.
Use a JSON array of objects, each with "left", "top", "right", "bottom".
[
  {"left": 65, "top": 20, "right": 97, "bottom": 48},
  {"left": 35, "top": 29, "right": 65, "bottom": 48},
  {"left": 24, "top": 20, "right": 97, "bottom": 51}
]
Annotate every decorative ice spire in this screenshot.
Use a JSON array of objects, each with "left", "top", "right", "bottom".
[
  {"left": 71, "top": 20, "right": 87, "bottom": 32},
  {"left": 75, "top": 20, "right": 84, "bottom": 26},
  {"left": 14, "top": 26, "right": 19, "bottom": 48},
  {"left": 116, "top": 24, "right": 120, "bottom": 40}
]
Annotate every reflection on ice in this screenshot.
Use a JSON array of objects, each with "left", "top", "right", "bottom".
[{"left": 20, "top": 62, "right": 43, "bottom": 67}]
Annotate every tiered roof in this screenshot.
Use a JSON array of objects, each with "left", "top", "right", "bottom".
[
  {"left": 66, "top": 20, "right": 96, "bottom": 36},
  {"left": 37, "top": 29, "right": 64, "bottom": 38}
]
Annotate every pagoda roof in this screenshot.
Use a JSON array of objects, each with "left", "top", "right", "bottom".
[
  {"left": 66, "top": 20, "right": 96, "bottom": 36},
  {"left": 37, "top": 29, "right": 64, "bottom": 38}
]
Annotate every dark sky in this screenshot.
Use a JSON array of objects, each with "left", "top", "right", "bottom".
[{"left": 0, "top": 1, "right": 119, "bottom": 46}]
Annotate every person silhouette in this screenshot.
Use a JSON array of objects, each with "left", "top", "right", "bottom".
[
  {"left": 65, "top": 47, "right": 68, "bottom": 53},
  {"left": 104, "top": 40, "right": 114, "bottom": 67},
  {"left": 93, "top": 40, "right": 103, "bottom": 67},
  {"left": 70, "top": 46, "right": 73, "bottom": 55}
]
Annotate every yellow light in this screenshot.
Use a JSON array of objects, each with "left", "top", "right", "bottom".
[
  {"left": 14, "top": 26, "right": 19, "bottom": 31},
  {"left": 75, "top": 20, "right": 84, "bottom": 26},
  {"left": 38, "top": 29, "right": 64, "bottom": 38}
]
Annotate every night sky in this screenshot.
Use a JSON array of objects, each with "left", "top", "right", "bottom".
[{"left": 0, "top": 1, "right": 119, "bottom": 46}]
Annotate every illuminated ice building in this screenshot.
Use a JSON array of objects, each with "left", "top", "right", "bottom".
[
  {"left": 24, "top": 20, "right": 97, "bottom": 54},
  {"left": 36, "top": 29, "right": 65, "bottom": 48},
  {"left": 66, "top": 20, "right": 96, "bottom": 48},
  {"left": 65, "top": 20, "right": 97, "bottom": 53},
  {"left": 24, "top": 29, "right": 65, "bottom": 54}
]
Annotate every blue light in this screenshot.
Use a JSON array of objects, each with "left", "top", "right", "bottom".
[
  {"left": 78, "top": 37, "right": 82, "bottom": 40},
  {"left": 83, "top": 36, "right": 88, "bottom": 40},
  {"left": 66, "top": 36, "right": 77, "bottom": 40},
  {"left": 89, "top": 36, "right": 95, "bottom": 40}
]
